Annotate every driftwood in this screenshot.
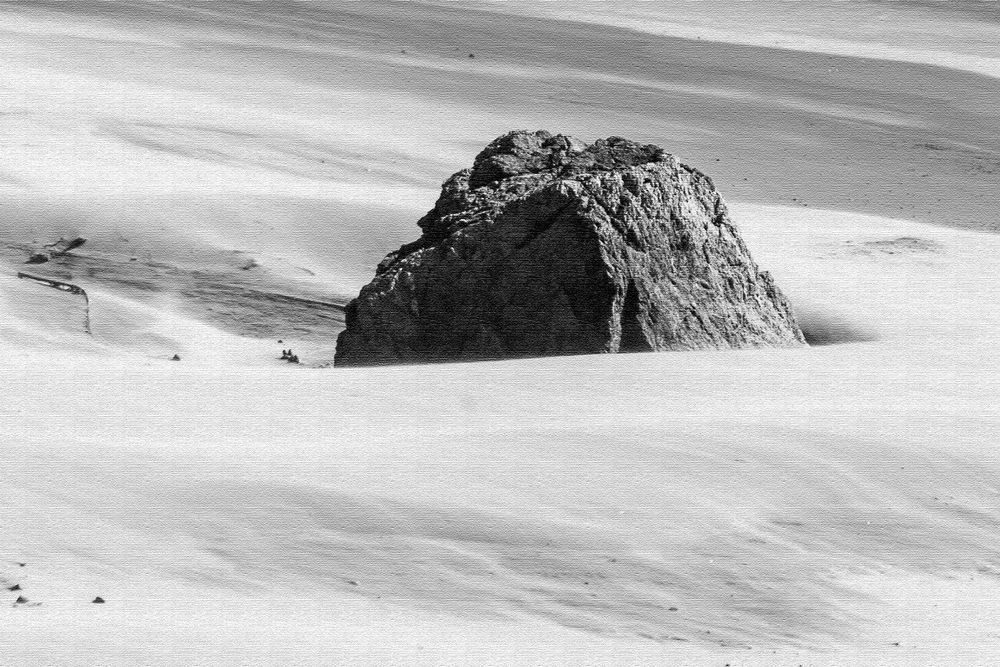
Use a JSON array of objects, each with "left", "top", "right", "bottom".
[
  {"left": 16, "top": 271, "right": 92, "bottom": 335},
  {"left": 25, "top": 236, "right": 87, "bottom": 264}
]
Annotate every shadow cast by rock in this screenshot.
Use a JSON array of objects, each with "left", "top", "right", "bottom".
[{"left": 795, "top": 307, "right": 879, "bottom": 346}]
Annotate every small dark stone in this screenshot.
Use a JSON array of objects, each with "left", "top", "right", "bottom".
[
  {"left": 7, "top": 584, "right": 20, "bottom": 591},
  {"left": 347, "top": 580, "right": 358, "bottom": 586},
  {"left": 468, "top": 53, "right": 475, "bottom": 58},
  {"left": 668, "top": 607, "right": 678, "bottom": 611},
  {"left": 170, "top": 354, "right": 181, "bottom": 361},
  {"left": 92, "top": 596, "right": 105, "bottom": 604},
  {"left": 14, "top": 596, "right": 27, "bottom": 604}
]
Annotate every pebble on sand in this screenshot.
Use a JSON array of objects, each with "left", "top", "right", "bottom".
[{"left": 92, "top": 597, "right": 105, "bottom": 604}]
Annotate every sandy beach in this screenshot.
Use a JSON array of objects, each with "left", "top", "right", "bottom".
[{"left": 2, "top": 1, "right": 999, "bottom": 664}]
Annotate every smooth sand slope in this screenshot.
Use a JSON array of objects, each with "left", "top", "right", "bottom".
[
  {"left": 466, "top": 0, "right": 1000, "bottom": 79},
  {"left": 5, "top": 208, "right": 1000, "bottom": 665},
  {"left": 1, "top": 1, "right": 1000, "bottom": 664}
]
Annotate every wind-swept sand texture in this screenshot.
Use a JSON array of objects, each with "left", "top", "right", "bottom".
[{"left": 2, "top": 1, "right": 999, "bottom": 664}]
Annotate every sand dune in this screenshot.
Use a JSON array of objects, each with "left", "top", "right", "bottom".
[
  {"left": 2, "top": 1, "right": 1000, "bottom": 664},
  {"left": 6, "top": 205, "right": 1000, "bottom": 664},
  {"left": 467, "top": 0, "right": 1000, "bottom": 78}
]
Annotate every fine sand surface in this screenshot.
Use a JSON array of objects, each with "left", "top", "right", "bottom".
[{"left": 2, "top": 1, "right": 1000, "bottom": 664}]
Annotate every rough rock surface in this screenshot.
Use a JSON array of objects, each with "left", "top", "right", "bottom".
[{"left": 335, "top": 130, "right": 804, "bottom": 366}]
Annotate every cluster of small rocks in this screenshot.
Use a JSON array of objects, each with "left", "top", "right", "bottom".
[{"left": 4, "top": 561, "right": 105, "bottom": 608}]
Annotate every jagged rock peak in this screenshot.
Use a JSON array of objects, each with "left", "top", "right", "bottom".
[
  {"left": 467, "top": 130, "right": 667, "bottom": 189},
  {"left": 334, "top": 130, "right": 805, "bottom": 366}
]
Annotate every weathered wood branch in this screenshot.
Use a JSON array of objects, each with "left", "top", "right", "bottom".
[{"left": 16, "top": 271, "right": 92, "bottom": 335}]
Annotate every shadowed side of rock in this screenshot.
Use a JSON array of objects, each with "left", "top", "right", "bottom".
[{"left": 334, "top": 130, "right": 804, "bottom": 366}]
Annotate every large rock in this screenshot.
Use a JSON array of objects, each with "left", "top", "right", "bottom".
[{"left": 334, "top": 130, "right": 804, "bottom": 366}]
